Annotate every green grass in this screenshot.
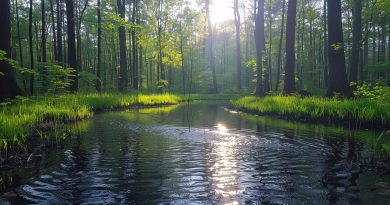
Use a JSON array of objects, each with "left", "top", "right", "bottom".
[
  {"left": 231, "top": 96, "right": 390, "bottom": 127},
  {"left": 0, "top": 93, "right": 181, "bottom": 155}
]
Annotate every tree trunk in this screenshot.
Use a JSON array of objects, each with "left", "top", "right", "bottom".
[
  {"left": 15, "top": 0, "right": 25, "bottom": 91},
  {"left": 234, "top": 0, "right": 242, "bottom": 91},
  {"left": 254, "top": 0, "right": 265, "bottom": 96},
  {"left": 283, "top": 0, "right": 297, "bottom": 95},
  {"left": 49, "top": 0, "right": 57, "bottom": 61},
  {"left": 41, "top": 0, "right": 47, "bottom": 92},
  {"left": 326, "top": 0, "right": 352, "bottom": 97},
  {"left": 275, "top": 0, "right": 286, "bottom": 91},
  {"left": 96, "top": 0, "right": 102, "bottom": 92},
  {"left": 349, "top": 0, "right": 362, "bottom": 83},
  {"left": 205, "top": 0, "right": 218, "bottom": 93},
  {"left": 323, "top": 0, "right": 328, "bottom": 87},
  {"left": 132, "top": 0, "right": 138, "bottom": 89},
  {"left": 265, "top": 0, "right": 273, "bottom": 92},
  {"left": 0, "top": 0, "right": 21, "bottom": 101},
  {"left": 56, "top": 0, "right": 63, "bottom": 63},
  {"left": 29, "top": 0, "right": 35, "bottom": 95},
  {"left": 66, "top": 0, "right": 78, "bottom": 92},
  {"left": 117, "top": 0, "right": 128, "bottom": 91}
]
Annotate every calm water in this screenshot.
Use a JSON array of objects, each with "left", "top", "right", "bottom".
[{"left": 1, "top": 102, "right": 390, "bottom": 204}]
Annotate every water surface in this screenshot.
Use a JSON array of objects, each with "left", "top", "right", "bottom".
[{"left": 1, "top": 102, "right": 389, "bottom": 204}]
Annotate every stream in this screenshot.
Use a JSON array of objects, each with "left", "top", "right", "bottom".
[{"left": 1, "top": 102, "right": 389, "bottom": 204}]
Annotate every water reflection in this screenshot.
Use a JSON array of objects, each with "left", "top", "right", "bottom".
[{"left": 1, "top": 102, "right": 390, "bottom": 204}]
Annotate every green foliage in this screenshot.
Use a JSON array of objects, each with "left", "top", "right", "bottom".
[
  {"left": 79, "top": 71, "right": 99, "bottom": 92},
  {"left": 353, "top": 82, "right": 390, "bottom": 102},
  {"left": 44, "top": 64, "right": 76, "bottom": 94},
  {"left": 156, "top": 80, "right": 169, "bottom": 93}
]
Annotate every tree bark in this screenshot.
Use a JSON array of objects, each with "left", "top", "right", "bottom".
[
  {"left": 96, "top": 0, "right": 102, "bottom": 92},
  {"left": 283, "top": 0, "right": 297, "bottom": 95},
  {"left": 117, "top": 0, "right": 128, "bottom": 91},
  {"left": 275, "top": 0, "right": 286, "bottom": 91},
  {"left": 0, "top": 0, "right": 21, "bottom": 101},
  {"left": 15, "top": 0, "right": 26, "bottom": 90},
  {"left": 326, "top": 0, "right": 352, "bottom": 97},
  {"left": 41, "top": 0, "right": 47, "bottom": 92},
  {"left": 29, "top": 0, "right": 35, "bottom": 95},
  {"left": 66, "top": 0, "right": 78, "bottom": 92},
  {"left": 349, "top": 0, "right": 362, "bottom": 83},
  {"left": 49, "top": 0, "right": 57, "bottom": 61},
  {"left": 56, "top": 0, "right": 63, "bottom": 63}
]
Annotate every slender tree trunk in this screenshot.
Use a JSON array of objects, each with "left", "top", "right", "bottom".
[
  {"left": 132, "top": 0, "right": 138, "bottom": 89},
  {"left": 266, "top": 0, "right": 273, "bottom": 92},
  {"left": 96, "top": 0, "right": 102, "bottom": 92},
  {"left": 49, "top": 0, "right": 57, "bottom": 61},
  {"left": 66, "top": 0, "right": 78, "bottom": 92},
  {"left": 323, "top": 0, "right": 328, "bottom": 87},
  {"left": 205, "top": 0, "right": 218, "bottom": 93},
  {"left": 0, "top": 0, "right": 21, "bottom": 101},
  {"left": 234, "top": 0, "right": 242, "bottom": 91},
  {"left": 15, "top": 0, "right": 26, "bottom": 91},
  {"left": 179, "top": 18, "right": 186, "bottom": 95},
  {"left": 254, "top": 0, "right": 265, "bottom": 96},
  {"left": 29, "top": 0, "right": 35, "bottom": 95},
  {"left": 41, "top": 0, "right": 47, "bottom": 92},
  {"left": 326, "top": 0, "right": 352, "bottom": 97},
  {"left": 56, "top": 0, "right": 63, "bottom": 64},
  {"left": 283, "top": 0, "right": 297, "bottom": 95},
  {"left": 117, "top": 0, "right": 128, "bottom": 91},
  {"left": 275, "top": 0, "right": 286, "bottom": 91},
  {"left": 157, "top": 0, "right": 164, "bottom": 80},
  {"left": 349, "top": 0, "right": 362, "bottom": 83}
]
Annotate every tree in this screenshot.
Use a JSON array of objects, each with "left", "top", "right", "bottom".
[
  {"left": 0, "top": 0, "right": 21, "bottom": 101},
  {"left": 14, "top": 0, "right": 25, "bottom": 90},
  {"left": 132, "top": 0, "right": 139, "bottom": 90},
  {"left": 29, "top": 0, "right": 35, "bottom": 95},
  {"left": 117, "top": 0, "right": 128, "bottom": 91},
  {"left": 56, "top": 0, "right": 63, "bottom": 63},
  {"left": 234, "top": 0, "right": 242, "bottom": 91},
  {"left": 41, "top": 0, "right": 47, "bottom": 92},
  {"left": 205, "top": 0, "right": 218, "bottom": 93},
  {"left": 96, "top": 0, "right": 102, "bottom": 92},
  {"left": 254, "top": 0, "right": 265, "bottom": 96},
  {"left": 66, "top": 0, "right": 78, "bottom": 92},
  {"left": 326, "top": 0, "right": 352, "bottom": 97},
  {"left": 275, "top": 0, "right": 286, "bottom": 91},
  {"left": 283, "top": 0, "right": 297, "bottom": 95},
  {"left": 349, "top": 0, "right": 362, "bottom": 83}
]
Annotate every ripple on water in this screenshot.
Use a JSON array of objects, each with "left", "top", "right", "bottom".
[{"left": 2, "top": 105, "right": 390, "bottom": 204}]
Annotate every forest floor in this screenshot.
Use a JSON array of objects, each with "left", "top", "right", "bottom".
[{"left": 0, "top": 93, "right": 181, "bottom": 167}]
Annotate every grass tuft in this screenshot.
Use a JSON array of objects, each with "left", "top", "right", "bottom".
[
  {"left": 231, "top": 96, "right": 390, "bottom": 127},
  {"left": 0, "top": 93, "right": 180, "bottom": 155}
]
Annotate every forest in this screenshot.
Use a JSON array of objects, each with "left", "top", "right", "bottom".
[{"left": 1, "top": 0, "right": 390, "bottom": 204}]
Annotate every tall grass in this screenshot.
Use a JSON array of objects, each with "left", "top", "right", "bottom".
[
  {"left": 0, "top": 93, "right": 181, "bottom": 155},
  {"left": 231, "top": 96, "right": 390, "bottom": 126}
]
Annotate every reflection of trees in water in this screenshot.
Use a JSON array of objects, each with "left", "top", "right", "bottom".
[{"left": 322, "top": 134, "right": 363, "bottom": 204}]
